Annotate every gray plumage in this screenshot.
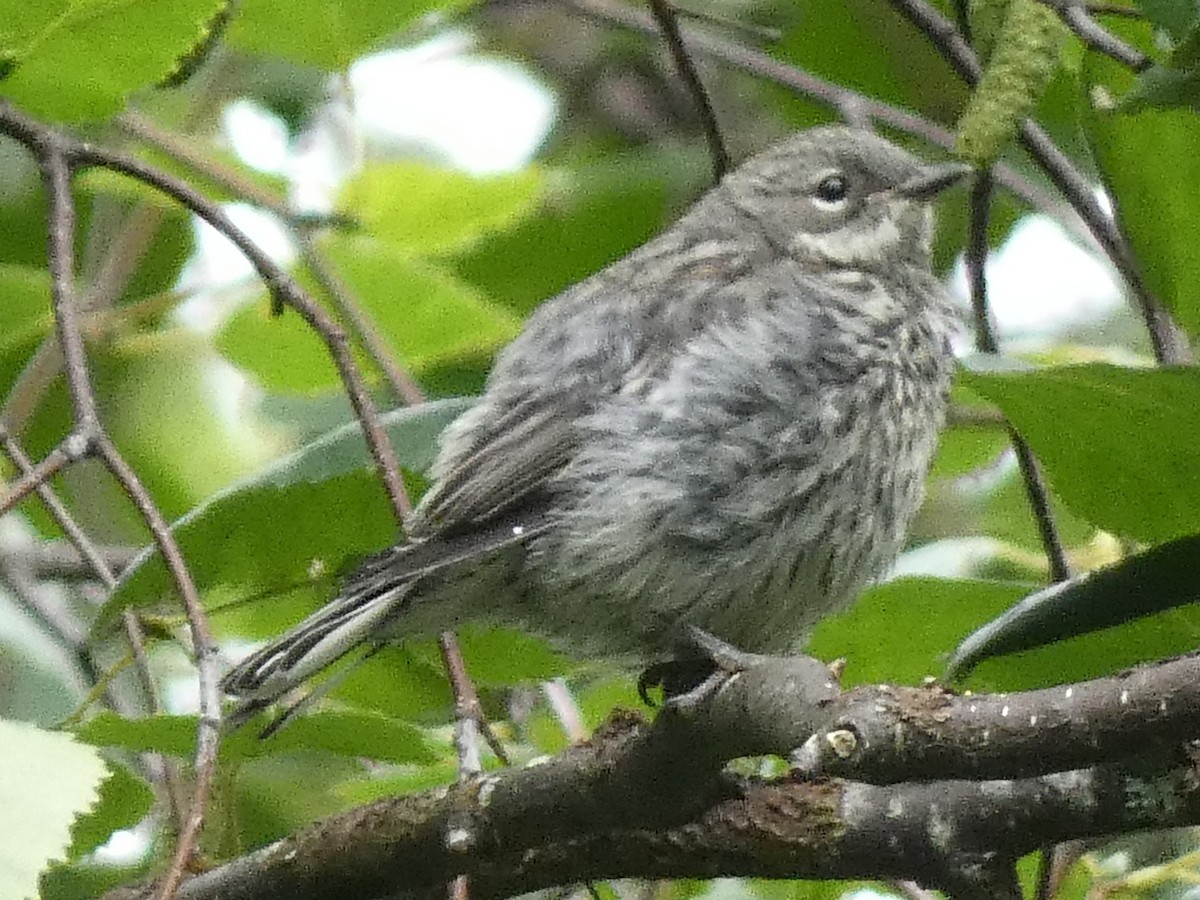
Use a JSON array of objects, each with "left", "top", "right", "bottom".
[{"left": 222, "top": 125, "right": 966, "bottom": 711}]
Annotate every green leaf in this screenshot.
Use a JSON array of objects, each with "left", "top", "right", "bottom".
[
  {"left": 76, "top": 710, "right": 436, "bottom": 764},
  {"left": 812, "top": 575, "right": 1200, "bottom": 693},
  {"left": 454, "top": 625, "right": 570, "bottom": 687},
  {"left": 1132, "top": 0, "right": 1197, "bottom": 39},
  {"left": 1085, "top": 26, "right": 1200, "bottom": 334},
  {"left": 228, "top": 0, "right": 476, "bottom": 69},
  {"left": 810, "top": 577, "right": 1030, "bottom": 687},
  {"left": 218, "top": 240, "right": 520, "bottom": 396},
  {"left": 1119, "top": 64, "right": 1200, "bottom": 112},
  {"left": 948, "top": 532, "right": 1200, "bottom": 676},
  {"left": 325, "top": 237, "right": 522, "bottom": 371},
  {"left": 962, "top": 364, "right": 1200, "bottom": 542},
  {"left": 339, "top": 163, "right": 544, "bottom": 255},
  {"left": 65, "top": 763, "right": 154, "bottom": 859},
  {"left": 0, "top": 264, "right": 53, "bottom": 399},
  {"left": 453, "top": 150, "right": 678, "bottom": 317},
  {"left": 98, "top": 398, "right": 472, "bottom": 625},
  {"left": 0, "top": 0, "right": 229, "bottom": 121},
  {"left": 0, "top": 719, "right": 110, "bottom": 900}
]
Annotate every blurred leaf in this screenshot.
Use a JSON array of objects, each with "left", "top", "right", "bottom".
[
  {"left": 454, "top": 150, "right": 679, "bottom": 317},
  {"left": 39, "top": 859, "right": 149, "bottom": 900},
  {"left": 0, "top": 0, "right": 68, "bottom": 51},
  {"left": 0, "top": 0, "right": 228, "bottom": 121},
  {"left": 1133, "top": 0, "right": 1197, "bottom": 39},
  {"left": 1121, "top": 64, "right": 1200, "bottom": 111},
  {"left": 228, "top": 0, "right": 475, "bottom": 70},
  {"left": 339, "top": 163, "right": 544, "bottom": 255},
  {"left": 948, "top": 532, "right": 1200, "bottom": 677},
  {"left": 0, "top": 719, "right": 109, "bottom": 900},
  {"left": 94, "top": 329, "right": 279, "bottom": 519},
  {"left": 218, "top": 239, "right": 520, "bottom": 395},
  {"left": 324, "top": 236, "right": 522, "bottom": 371},
  {"left": 99, "top": 398, "right": 471, "bottom": 625},
  {"left": 1085, "top": 24, "right": 1200, "bottom": 335},
  {"left": 962, "top": 364, "right": 1200, "bottom": 542},
  {"left": 65, "top": 763, "right": 153, "bottom": 859},
  {"left": 0, "top": 264, "right": 52, "bottom": 398},
  {"left": 812, "top": 575, "right": 1200, "bottom": 693},
  {"left": 0, "top": 263, "right": 50, "bottom": 336},
  {"left": 76, "top": 710, "right": 436, "bottom": 764},
  {"left": 809, "top": 577, "right": 1029, "bottom": 687},
  {"left": 771, "top": 0, "right": 966, "bottom": 127},
  {"left": 454, "top": 625, "right": 570, "bottom": 687},
  {"left": 216, "top": 297, "right": 345, "bottom": 395}
]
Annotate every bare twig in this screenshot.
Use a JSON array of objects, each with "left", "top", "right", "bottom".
[
  {"left": 1037, "top": 0, "right": 1150, "bottom": 71},
  {"left": 119, "top": 110, "right": 428, "bottom": 411},
  {"left": 561, "top": 0, "right": 1075, "bottom": 239},
  {"left": 964, "top": 171, "right": 1071, "bottom": 582},
  {"left": 644, "top": 0, "right": 730, "bottom": 181},
  {"left": 438, "top": 631, "right": 511, "bottom": 768},
  {"left": 296, "top": 232, "right": 427, "bottom": 406},
  {"left": 884, "top": 0, "right": 1191, "bottom": 365},
  {"left": 67, "top": 133, "right": 413, "bottom": 521},
  {"left": 33, "top": 133, "right": 218, "bottom": 900}
]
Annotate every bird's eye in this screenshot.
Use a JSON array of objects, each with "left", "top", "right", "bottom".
[{"left": 814, "top": 174, "right": 848, "bottom": 206}]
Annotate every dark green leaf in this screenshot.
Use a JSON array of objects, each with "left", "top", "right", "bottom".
[
  {"left": 1085, "top": 28, "right": 1200, "bottom": 334},
  {"left": 0, "top": 0, "right": 229, "bottom": 121},
  {"left": 97, "top": 398, "right": 472, "bottom": 626},
  {"left": 809, "top": 577, "right": 1031, "bottom": 687},
  {"left": 948, "top": 533, "right": 1200, "bottom": 677},
  {"left": 962, "top": 364, "right": 1200, "bottom": 541},
  {"left": 1132, "top": 0, "right": 1197, "bottom": 39}
]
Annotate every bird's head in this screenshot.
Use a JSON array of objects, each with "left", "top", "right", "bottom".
[{"left": 721, "top": 125, "right": 970, "bottom": 272}]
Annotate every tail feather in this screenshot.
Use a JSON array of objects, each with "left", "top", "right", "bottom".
[
  {"left": 220, "top": 508, "right": 551, "bottom": 725},
  {"left": 221, "top": 583, "right": 409, "bottom": 705}
]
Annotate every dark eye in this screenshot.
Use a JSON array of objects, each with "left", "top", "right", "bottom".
[{"left": 815, "top": 174, "right": 848, "bottom": 204}]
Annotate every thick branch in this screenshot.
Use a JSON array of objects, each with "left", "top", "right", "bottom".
[{"left": 105, "top": 648, "right": 1200, "bottom": 900}]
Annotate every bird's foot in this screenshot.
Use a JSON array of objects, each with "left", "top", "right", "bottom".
[{"left": 637, "top": 626, "right": 757, "bottom": 711}]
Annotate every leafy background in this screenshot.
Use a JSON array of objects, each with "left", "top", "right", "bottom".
[{"left": 2, "top": 0, "right": 1200, "bottom": 898}]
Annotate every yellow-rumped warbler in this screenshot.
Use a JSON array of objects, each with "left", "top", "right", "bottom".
[{"left": 222, "top": 125, "right": 968, "bottom": 720}]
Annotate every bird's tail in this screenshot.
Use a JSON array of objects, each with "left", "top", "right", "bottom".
[{"left": 220, "top": 579, "right": 411, "bottom": 724}]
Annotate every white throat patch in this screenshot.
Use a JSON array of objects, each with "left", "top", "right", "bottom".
[{"left": 791, "top": 215, "right": 904, "bottom": 268}]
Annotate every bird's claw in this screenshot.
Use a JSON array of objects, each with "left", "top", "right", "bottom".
[{"left": 637, "top": 627, "right": 756, "bottom": 709}]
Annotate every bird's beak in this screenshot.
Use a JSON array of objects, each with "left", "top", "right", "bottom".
[{"left": 897, "top": 162, "right": 973, "bottom": 200}]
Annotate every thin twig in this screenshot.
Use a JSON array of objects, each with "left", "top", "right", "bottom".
[
  {"left": 561, "top": 0, "right": 1075, "bottom": 240},
  {"left": 1037, "top": 0, "right": 1150, "bottom": 71},
  {"left": 644, "top": 0, "right": 730, "bottom": 181},
  {"left": 96, "top": 436, "right": 220, "bottom": 900},
  {"left": 297, "top": 232, "right": 427, "bottom": 406},
  {"left": 439, "top": 631, "right": 511, "bottom": 767},
  {"left": 32, "top": 134, "right": 219, "bottom": 900},
  {"left": 883, "top": 0, "right": 1191, "bottom": 365},
  {"left": 118, "top": 110, "right": 428, "bottom": 411},
  {"left": 63, "top": 129, "right": 413, "bottom": 521},
  {"left": 0, "top": 444, "right": 73, "bottom": 516},
  {"left": 965, "top": 171, "right": 1071, "bottom": 583}
]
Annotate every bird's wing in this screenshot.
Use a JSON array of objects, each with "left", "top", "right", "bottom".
[{"left": 410, "top": 395, "right": 584, "bottom": 537}]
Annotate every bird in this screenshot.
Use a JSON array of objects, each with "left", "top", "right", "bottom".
[{"left": 221, "top": 125, "right": 968, "bottom": 723}]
